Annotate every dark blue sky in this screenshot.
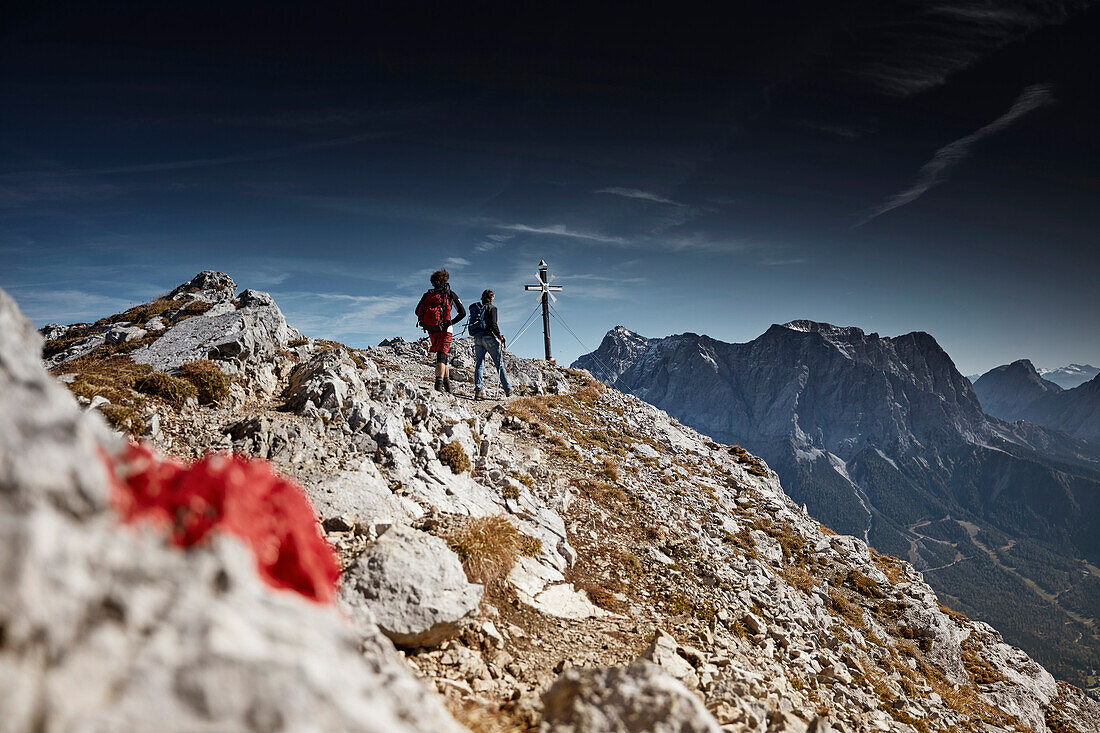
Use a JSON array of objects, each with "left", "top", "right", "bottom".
[{"left": 2, "top": 0, "right": 1098, "bottom": 374}]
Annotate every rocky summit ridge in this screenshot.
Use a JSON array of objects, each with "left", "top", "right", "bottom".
[{"left": 3, "top": 272, "right": 1099, "bottom": 732}]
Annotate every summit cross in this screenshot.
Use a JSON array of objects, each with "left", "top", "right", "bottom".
[{"left": 524, "top": 259, "right": 563, "bottom": 361}]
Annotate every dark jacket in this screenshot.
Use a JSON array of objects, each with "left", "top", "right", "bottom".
[{"left": 484, "top": 303, "right": 503, "bottom": 341}]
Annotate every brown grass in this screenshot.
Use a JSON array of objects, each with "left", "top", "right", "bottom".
[
  {"left": 447, "top": 515, "right": 537, "bottom": 586},
  {"left": 178, "top": 360, "right": 231, "bottom": 404},
  {"left": 97, "top": 404, "right": 145, "bottom": 436},
  {"left": 870, "top": 548, "right": 907, "bottom": 585},
  {"left": 438, "top": 441, "right": 472, "bottom": 474},
  {"left": 135, "top": 371, "right": 198, "bottom": 408}
]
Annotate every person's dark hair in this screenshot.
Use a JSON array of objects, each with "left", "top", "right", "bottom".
[
  {"left": 430, "top": 269, "right": 449, "bottom": 289},
  {"left": 481, "top": 289, "right": 494, "bottom": 304}
]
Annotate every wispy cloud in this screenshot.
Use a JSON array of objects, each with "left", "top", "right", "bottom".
[
  {"left": 474, "top": 233, "right": 514, "bottom": 253},
  {"left": 856, "top": 84, "right": 1054, "bottom": 226},
  {"left": 594, "top": 187, "right": 685, "bottom": 206},
  {"left": 443, "top": 257, "right": 470, "bottom": 269},
  {"left": 0, "top": 132, "right": 390, "bottom": 180},
  {"left": 496, "top": 223, "right": 629, "bottom": 245},
  {"left": 846, "top": 2, "right": 1085, "bottom": 96}
]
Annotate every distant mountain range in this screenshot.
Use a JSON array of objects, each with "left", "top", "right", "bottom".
[
  {"left": 974, "top": 360, "right": 1100, "bottom": 446},
  {"left": 576, "top": 321, "right": 1100, "bottom": 685},
  {"left": 1041, "top": 363, "right": 1100, "bottom": 390}
]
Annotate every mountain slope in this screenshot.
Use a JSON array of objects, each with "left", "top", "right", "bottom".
[
  {"left": 576, "top": 323, "right": 1100, "bottom": 687},
  {"left": 11, "top": 273, "right": 1100, "bottom": 731},
  {"left": 973, "top": 360, "right": 1062, "bottom": 422},
  {"left": 1022, "top": 373, "right": 1100, "bottom": 446}
]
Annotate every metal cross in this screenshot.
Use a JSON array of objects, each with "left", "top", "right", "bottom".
[{"left": 524, "top": 259, "right": 563, "bottom": 361}]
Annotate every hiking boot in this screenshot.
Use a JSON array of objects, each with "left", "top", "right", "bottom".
[
  {"left": 504, "top": 388, "right": 512, "bottom": 398},
  {"left": 474, "top": 389, "right": 483, "bottom": 401},
  {"left": 434, "top": 378, "right": 444, "bottom": 392},
  {"left": 443, "top": 377, "right": 452, "bottom": 394}
]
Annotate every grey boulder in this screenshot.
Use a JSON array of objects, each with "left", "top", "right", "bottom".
[
  {"left": 340, "top": 524, "right": 483, "bottom": 648},
  {"left": 541, "top": 659, "right": 721, "bottom": 733}
]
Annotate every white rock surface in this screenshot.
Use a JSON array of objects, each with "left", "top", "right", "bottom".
[{"left": 340, "top": 524, "right": 483, "bottom": 648}]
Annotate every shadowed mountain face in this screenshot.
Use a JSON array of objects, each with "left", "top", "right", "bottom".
[
  {"left": 973, "top": 359, "right": 1062, "bottom": 422},
  {"left": 576, "top": 322, "right": 1100, "bottom": 685},
  {"left": 1022, "top": 373, "right": 1100, "bottom": 446},
  {"left": 975, "top": 361, "right": 1100, "bottom": 446}
]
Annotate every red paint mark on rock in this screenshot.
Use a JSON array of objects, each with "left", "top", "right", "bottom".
[{"left": 106, "top": 442, "right": 340, "bottom": 604}]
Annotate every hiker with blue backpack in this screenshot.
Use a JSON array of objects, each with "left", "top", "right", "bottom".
[{"left": 469, "top": 289, "right": 512, "bottom": 400}]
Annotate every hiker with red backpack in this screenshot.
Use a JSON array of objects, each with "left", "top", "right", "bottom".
[{"left": 415, "top": 268, "right": 466, "bottom": 393}]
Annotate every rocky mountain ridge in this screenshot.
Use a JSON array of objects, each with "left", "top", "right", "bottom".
[
  {"left": 576, "top": 323, "right": 1100, "bottom": 687},
  {"left": 972, "top": 360, "right": 1063, "bottom": 422},
  {"left": 3, "top": 273, "right": 1099, "bottom": 732}
]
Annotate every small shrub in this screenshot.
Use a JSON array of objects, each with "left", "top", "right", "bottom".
[
  {"left": 598, "top": 455, "right": 620, "bottom": 481},
  {"left": 178, "top": 360, "right": 230, "bottom": 404},
  {"left": 961, "top": 645, "right": 1007, "bottom": 686},
  {"left": 447, "top": 515, "right": 527, "bottom": 585},
  {"left": 178, "top": 300, "right": 214, "bottom": 319},
  {"left": 581, "top": 583, "right": 618, "bottom": 610},
  {"left": 438, "top": 441, "right": 471, "bottom": 474},
  {"left": 135, "top": 372, "right": 198, "bottom": 408},
  {"left": 98, "top": 404, "right": 145, "bottom": 436},
  {"left": 828, "top": 591, "right": 866, "bottom": 629},
  {"left": 288, "top": 337, "right": 309, "bottom": 347},
  {"left": 664, "top": 592, "right": 692, "bottom": 616},
  {"left": 783, "top": 565, "right": 816, "bottom": 594},
  {"left": 520, "top": 534, "right": 542, "bottom": 556},
  {"left": 846, "top": 570, "right": 884, "bottom": 599}
]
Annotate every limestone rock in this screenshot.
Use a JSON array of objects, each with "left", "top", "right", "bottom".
[
  {"left": 0, "top": 287, "right": 464, "bottom": 733},
  {"left": 541, "top": 659, "right": 721, "bottom": 732},
  {"left": 340, "top": 524, "right": 483, "bottom": 648},
  {"left": 132, "top": 282, "right": 299, "bottom": 370},
  {"left": 286, "top": 349, "right": 371, "bottom": 414},
  {"left": 640, "top": 630, "right": 700, "bottom": 689}
]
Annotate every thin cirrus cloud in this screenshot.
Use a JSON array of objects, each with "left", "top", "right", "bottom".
[
  {"left": 474, "top": 233, "right": 515, "bottom": 253},
  {"left": 495, "top": 223, "right": 629, "bottom": 245},
  {"left": 594, "top": 187, "right": 685, "bottom": 206},
  {"left": 846, "top": 2, "right": 1087, "bottom": 97},
  {"left": 0, "top": 132, "right": 390, "bottom": 180},
  {"left": 855, "top": 84, "right": 1055, "bottom": 226}
]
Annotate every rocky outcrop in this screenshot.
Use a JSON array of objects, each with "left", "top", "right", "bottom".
[
  {"left": 973, "top": 359, "right": 1063, "bottom": 421},
  {"left": 541, "top": 660, "right": 721, "bottom": 733},
  {"left": 0, "top": 286, "right": 464, "bottom": 733},
  {"left": 131, "top": 290, "right": 300, "bottom": 372},
  {"left": 341, "top": 524, "right": 483, "bottom": 648}
]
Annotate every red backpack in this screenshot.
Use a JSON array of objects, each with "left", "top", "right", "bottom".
[{"left": 416, "top": 289, "right": 451, "bottom": 332}]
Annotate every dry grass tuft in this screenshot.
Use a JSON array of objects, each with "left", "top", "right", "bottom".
[
  {"left": 97, "top": 404, "right": 145, "bottom": 436},
  {"left": 135, "top": 371, "right": 198, "bottom": 408},
  {"left": 438, "top": 441, "right": 471, "bottom": 474},
  {"left": 447, "top": 515, "right": 537, "bottom": 586},
  {"left": 178, "top": 360, "right": 231, "bottom": 404}
]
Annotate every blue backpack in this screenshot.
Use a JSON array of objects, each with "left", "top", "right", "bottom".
[{"left": 468, "top": 302, "right": 488, "bottom": 337}]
